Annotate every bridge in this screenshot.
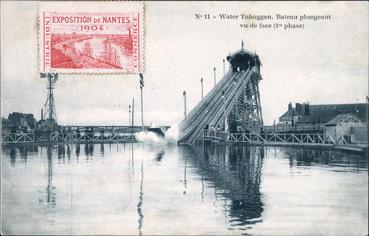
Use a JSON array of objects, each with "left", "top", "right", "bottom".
[
  {"left": 1, "top": 125, "right": 170, "bottom": 144},
  {"left": 178, "top": 45, "right": 263, "bottom": 144}
]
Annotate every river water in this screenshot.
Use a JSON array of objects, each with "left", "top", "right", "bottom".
[{"left": 1, "top": 143, "right": 368, "bottom": 235}]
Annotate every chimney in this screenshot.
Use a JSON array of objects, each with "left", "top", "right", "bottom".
[
  {"left": 305, "top": 102, "right": 310, "bottom": 115},
  {"left": 288, "top": 102, "right": 292, "bottom": 110},
  {"left": 295, "top": 103, "right": 302, "bottom": 113},
  {"left": 301, "top": 103, "right": 309, "bottom": 115}
]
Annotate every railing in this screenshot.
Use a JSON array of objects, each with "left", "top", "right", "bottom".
[
  {"left": 49, "top": 132, "right": 134, "bottom": 143},
  {"left": 2, "top": 125, "right": 172, "bottom": 144},
  {"left": 263, "top": 124, "right": 326, "bottom": 133},
  {"left": 59, "top": 125, "right": 148, "bottom": 133},
  {"left": 203, "top": 130, "right": 358, "bottom": 146},
  {"left": 1, "top": 131, "right": 135, "bottom": 144},
  {"left": 1, "top": 132, "right": 35, "bottom": 144}
]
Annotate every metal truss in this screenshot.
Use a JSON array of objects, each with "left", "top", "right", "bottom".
[
  {"left": 203, "top": 130, "right": 357, "bottom": 146},
  {"left": 1, "top": 133, "right": 35, "bottom": 143},
  {"left": 49, "top": 132, "right": 134, "bottom": 143},
  {"left": 43, "top": 73, "right": 58, "bottom": 122}
]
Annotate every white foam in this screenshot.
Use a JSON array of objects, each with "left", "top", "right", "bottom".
[
  {"left": 135, "top": 123, "right": 179, "bottom": 144},
  {"left": 135, "top": 131, "right": 167, "bottom": 144},
  {"left": 164, "top": 123, "right": 179, "bottom": 142}
]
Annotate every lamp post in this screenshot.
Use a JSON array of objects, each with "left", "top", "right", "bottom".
[
  {"left": 213, "top": 67, "right": 216, "bottom": 87},
  {"left": 128, "top": 105, "right": 131, "bottom": 126},
  {"left": 221, "top": 90, "right": 226, "bottom": 132},
  {"left": 183, "top": 91, "right": 187, "bottom": 119},
  {"left": 200, "top": 78, "right": 203, "bottom": 99}
]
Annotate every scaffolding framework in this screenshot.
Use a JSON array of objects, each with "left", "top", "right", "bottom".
[
  {"left": 178, "top": 46, "right": 264, "bottom": 143},
  {"left": 42, "top": 73, "right": 58, "bottom": 124}
]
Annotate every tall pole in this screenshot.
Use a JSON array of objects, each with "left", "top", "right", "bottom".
[
  {"left": 183, "top": 91, "right": 187, "bottom": 119},
  {"left": 200, "top": 78, "right": 203, "bottom": 99},
  {"left": 129, "top": 105, "right": 131, "bottom": 126},
  {"left": 140, "top": 87, "right": 144, "bottom": 131},
  {"left": 223, "top": 59, "right": 225, "bottom": 76},
  {"left": 43, "top": 72, "right": 58, "bottom": 123},
  {"left": 139, "top": 73, "right": 144, "bottom": 132},
  {"left": 222, "top": 90, "right": 226, "bottom": 131},
  {"left": 48, "top": 75, "right": 53, "bottom": 120},
  {"left": 213, "top": 67, "right": 216, "bottom": 87},
  {"left": 131, "top": 98, "right": 135, "bottom": 138}
]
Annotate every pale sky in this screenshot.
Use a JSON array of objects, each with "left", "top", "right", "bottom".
[{"left": 1, "top": 1, "right": 368, "bottom": 126}]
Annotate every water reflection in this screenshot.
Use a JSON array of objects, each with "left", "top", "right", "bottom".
[
  {"left": 40, "top": 145, "right": 56, "bottom": 208},
  {"left": 2, "top": 143, "right": 367, "bottom": 235},
  {"left": 75, "top": 144, "right": 80, "bottom": 158},
  {"left": 154, "top": 151, "right": 165, "bottom": 162},
  {"left": 19, "top": 146, "right": 28, "bottom": 163},
  {"left": 58, "top": 144, "right": 65, "bottom": 164},
  {"left": 84, "top": 143, "right": 94, "bottom": 157},
  {"left": 278, "top": 147, "right": 368, "bottom": 171},
  {"left": 66, "top": 145, "right": 71, "bottom": 161},
  {"left": 180, "top": 144, "right": 265, "bottom": 228},
  {"left": 9, "top": 146, "right": 16, "bottom": 167},
  {"left": 100, "top": 143, "right": 105, "bottom": 155},
  {"left": 137, "top": 160, "right": 144, "bottom": 236},
  {"left": 130, "top": 142, "right": 135, "bottom": 180},
  {"left": 3, "top": 145, "right": 38, "bottom": 167}
]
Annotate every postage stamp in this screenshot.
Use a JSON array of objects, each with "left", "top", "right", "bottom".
[{"left": 39, "top": 1, "right": 144, "bottom": 74}]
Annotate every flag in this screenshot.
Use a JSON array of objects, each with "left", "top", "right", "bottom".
[
  {"left": 40, "top": 73, "right": 58, "bottom": 80},
  {"left": 139, "top": 73, "right": 144, "bottom": 89},
  {"left": 50, "top": 73, "right": 58, "bottom": 80}
]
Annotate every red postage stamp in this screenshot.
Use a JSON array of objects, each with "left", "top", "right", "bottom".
[{"left": 39, "top": 2, "right": 144, "bottom": 74}]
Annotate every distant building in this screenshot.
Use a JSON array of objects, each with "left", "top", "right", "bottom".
[
  {"left": 279, "top": 102, "right": 368, "bottom": 126},
  {"left": 325, "top": 113, "right": 367, "bottom": 144},
  {"left": 275, "top": 102, "right": 368, "bottom": 141}
]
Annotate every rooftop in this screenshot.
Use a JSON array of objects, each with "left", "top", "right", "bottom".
[
  {"left": 326, "top": 113, "right": 363, "bottom": 126},
  {"left": 280, "top": 103, "right": 368, "bottom": 123}
]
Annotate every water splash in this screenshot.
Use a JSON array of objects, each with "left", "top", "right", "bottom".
[
  {"left": 164, "top": 123, "right": 179, "bottom": 142},
  {"left": 135, "top": 131, "right": 167, "bottom": 144},
  {"left": 135, "top": 123, "right": 179, "bottom": 144}
]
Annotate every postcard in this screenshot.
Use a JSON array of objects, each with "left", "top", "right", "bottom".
[{"left": 1, "top": 1, "right": 368, "bottom": 235}]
